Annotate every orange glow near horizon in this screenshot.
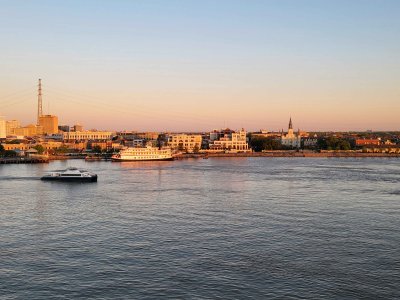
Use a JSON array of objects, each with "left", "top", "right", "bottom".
[
  {"left": 1, "top": 2, "right": 399, "bottom": 132},
  {"left": 1, "top": 75, "right": 399, "bottom": 132}
]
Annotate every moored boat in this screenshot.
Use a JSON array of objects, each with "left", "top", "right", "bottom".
[
  {"left": 41, "top": 167, "right": 98, "bottom": 182},
  {"left": 111, "top": 146, "right": 173, "bottom": 161}
]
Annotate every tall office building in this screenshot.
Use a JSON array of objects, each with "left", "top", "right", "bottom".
[
  {"left": 0, "top": 117, "right": 6, "bottom": 139},
  {"left": 39, "top": 115, "right": 59, "bottom": 135}
]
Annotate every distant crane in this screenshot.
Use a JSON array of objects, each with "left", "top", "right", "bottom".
[{"left": 37, "top": 78, "right": 43, "bottom": 125}]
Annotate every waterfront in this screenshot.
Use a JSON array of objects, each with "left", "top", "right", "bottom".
[{"left": 1, "top": 158, "right": 399, "bottom": 299}]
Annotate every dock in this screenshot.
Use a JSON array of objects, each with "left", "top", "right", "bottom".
[{"left": 0, "top": 157, "right": 49, "bottom": 164}]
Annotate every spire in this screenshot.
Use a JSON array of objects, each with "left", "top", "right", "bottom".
[{"left": 288, "top": 116, "right": 293, "bottom": 130}]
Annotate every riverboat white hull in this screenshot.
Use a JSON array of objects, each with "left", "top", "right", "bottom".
[
  {"left": 111, "top": 146, "right": 173, "bottom": 162},
  {"left": 111, "top": 157, "right": 173, "bottom": 161}
]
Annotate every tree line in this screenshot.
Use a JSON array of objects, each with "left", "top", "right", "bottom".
[{"left": 248, "top": 135, "right": 354, "bottom": 152}]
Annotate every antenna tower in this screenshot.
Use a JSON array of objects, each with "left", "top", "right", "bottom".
[{"left": 37, "top": 79, "right": 43, "bottom": 125}]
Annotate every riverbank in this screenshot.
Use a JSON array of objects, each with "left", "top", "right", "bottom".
[
  {"left": 175, "top": 151, "right": 400, "bottom": 159},
  {"left": 2, "top": 152, "right": 399, "bottom": 164},
  {"left": 48, "top": 155, "right": 86, "bottom": 160}
]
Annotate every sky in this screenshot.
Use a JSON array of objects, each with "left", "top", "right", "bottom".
[{"left": 0, "top": 0, "right": 399, "bottom": 132}]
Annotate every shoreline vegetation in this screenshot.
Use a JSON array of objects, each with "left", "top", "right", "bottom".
[{"left": 176, "top": 151, "right": 400, "bottom": 159}]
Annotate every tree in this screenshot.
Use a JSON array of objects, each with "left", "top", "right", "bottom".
[
  {"left": 92, "top": 145, "right": 102, "bottom": 154},
  {"left": 56, "top": 145, "right": 69, "bottom": 154},
  {"left": 157, "top": 134, "right": 166, "bottom": 148},
  {"left": 193, "top": 145, "right": 200, "bottom": 153},
  {"left": 264, "top": 139, "right": 282, "bottom": 150},
  {"left": 33, "top": 145, "right": 45, "bottom": 154},
  {"left": 337, "top": 140, "right": 351, "bottom": 150},
  {"left": 250, "top": 138, "right": 265, "bottom": 152},
  {"left": 318, "top": 137, "right": 352, "bottom": 150},
  {"left": 5, "top": 140, "right": 20, "bottom": 144},
  {"left": 249, "top": 137, "right": 282, "bottom": 152},
  {"left": 0, "top": 144, "right": 4, "bottom": 155},
  {"left": 4, "top": 150, "right": 17, "bottom": 157}
]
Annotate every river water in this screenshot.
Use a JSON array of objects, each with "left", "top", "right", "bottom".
[{"left": 0, "top": 158, "right": 399, "bottom": 299}]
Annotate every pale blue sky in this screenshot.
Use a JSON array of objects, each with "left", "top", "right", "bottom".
[{"left": 1, "top": 0, "right": 399, "bottom": 131}]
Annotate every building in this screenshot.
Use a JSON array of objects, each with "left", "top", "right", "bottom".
[
  {"left": 63, "top": 131, "right": 114, "bottom": 141},
  {"left": 363, "top": 145, "right": 400, "bottom": 153},
  {"left": 39, "top": 115, "right": 58, "bottom": 135},
  {"left": 38, "top": 141, "right": 64, "bottom": 151},
  {"left": 136, "top": 132, "right": 160, "bottom": 140},
  {"left": 1, "top": 143, "right": 31, "bottom": 151},
  {"left": 209, "top": 128, "right": 249, "bottom": 151},
  {"left": 168, "top": 134, "right": 202, "bottom": 152},
  {"left": 355, "top": 139, "right": 381, "bottom": 146},
  {"left": 73, "top": 124, "right": 83, "bottom": 132},
  {"left": 281, "top": 117, "right": 301, "bottom": 148},
  {"left": 251, "top": 130, "right": 282, "bottom": 139},
  {"left": 210, "top": 128, "right": 232, "bottom": 141},
  {"left": 0, "top": 117, "right": 6, "bottom": 139},
  {"left": 5, "top": 120, "right": 21, "bottom": 136},
  {"left": 63, "top": 142, "right": 87, "bottom": 151},
  {"left": 383, "top": 140, "right": 396, "bottom": 145},
  {"left": 117, "top": 131, "right": 138, "bottom": 140},
  {"left": 124, "top": 139, "right": 146, "bottom": 147},
  {"left": 302, "top": 138, "right": 318, "bottom": 148},
  {"left": 89, "top": 141, "right": 124, "bottom": 151},
  {"left": 14, "top": 124, "right": 43, "bottom": 137},
  {"left": 58, "top": 125, "right": 70, "bottom": 132}
]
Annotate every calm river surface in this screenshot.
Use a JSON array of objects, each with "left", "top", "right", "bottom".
[{"left": 0, "top": 158, "right": 399, "bottom": 299}]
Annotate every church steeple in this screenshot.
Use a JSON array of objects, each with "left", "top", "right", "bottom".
[{"left": 288, "top": 117, "right": 293, "bottom": 130}]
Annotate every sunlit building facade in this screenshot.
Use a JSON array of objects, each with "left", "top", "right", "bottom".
[
  {"left": 63, "top": 131, "right": 114, "bottom": 141},
  {"left": 5, "top": 120, "right": 21, "bottom": 136},
  {"left": 209, "top": 128, "right": 249, "bottom": 151},
  {"left": 168, "top": 134, "right": 202, "bottom": 152},
  {"left": 14, "top": 124, "right": 43, "bottom": 137},
  {"left": 39, "top": 115, "right": 59, "bottom": 135}
]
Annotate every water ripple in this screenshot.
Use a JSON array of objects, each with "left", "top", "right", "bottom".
[{"left": 0, "top": 158, "right": 399, "bottom": 299}]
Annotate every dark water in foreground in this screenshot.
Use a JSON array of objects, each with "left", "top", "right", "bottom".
[{"left": 0, "top": 158, "right": 399, "bottom": 299}]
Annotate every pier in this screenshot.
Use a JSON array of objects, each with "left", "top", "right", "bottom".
[{"left": 0, "top": 157, "right": 49, "bottom": 164}]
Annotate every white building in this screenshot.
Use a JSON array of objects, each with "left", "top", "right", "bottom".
[
  {"left": 209, "top": 128, "right": 249, "bottom": 151},
  {"left": 63, "top": 131, "right": 114, "bottom": 141},
  {"left": 281, "top": 117, "right": 301, "bottom": 148}
]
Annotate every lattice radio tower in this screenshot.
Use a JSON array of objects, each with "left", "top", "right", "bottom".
[{"left": 37, "top": 78, "right": 43, "bottom": 125}]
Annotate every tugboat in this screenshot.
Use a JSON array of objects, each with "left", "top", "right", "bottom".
[{"left": 41, "top": 167, "right": 98, "bottom": 182}]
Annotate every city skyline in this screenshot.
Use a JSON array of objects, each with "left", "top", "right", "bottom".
[{"left": 1, "top": 0, "right": 400, "bottom": 131}]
